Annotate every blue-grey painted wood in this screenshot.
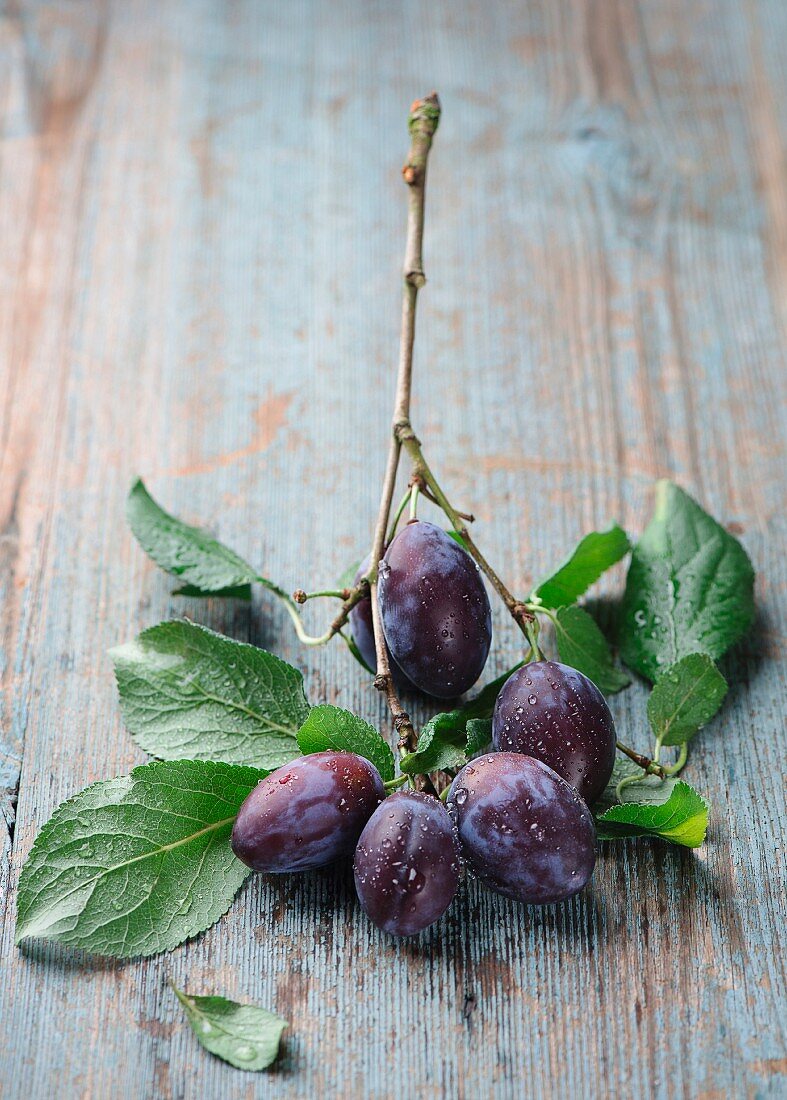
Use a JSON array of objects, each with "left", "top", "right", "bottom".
[{"left": 1, "top": 1, "right": 785, "bottom": 1097}]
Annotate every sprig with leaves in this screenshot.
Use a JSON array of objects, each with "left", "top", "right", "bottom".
[{"left": 13, "top": 95, "right": 757, "bottom": 1078}]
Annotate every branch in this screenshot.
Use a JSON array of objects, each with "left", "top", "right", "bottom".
[
  {"left": 615, "top": 739, "right": 668, "bottom": 779},
  {"left": 368, "top": 93, "right": 441, "bottom": 758}
]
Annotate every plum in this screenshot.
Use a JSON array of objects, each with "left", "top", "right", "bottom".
[
  {"left": 378, "top": 520, "right": 491, "bottom": 698},
  {"left": 231, "top": 751, "right": 384, "bottom": 872},
  {"left": 354, "top": 790, "right": 461, "bottom": 936},
  {"left": 492, "top": 661, "right": 616, "bottom": 803},
  {"left": 447, "top": 752, "right": 596, "bottom": 904}
]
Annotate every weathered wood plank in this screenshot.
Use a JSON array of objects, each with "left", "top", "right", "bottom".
[{"left": 1, "top": 1, "right": 785, "bottom": 1097}]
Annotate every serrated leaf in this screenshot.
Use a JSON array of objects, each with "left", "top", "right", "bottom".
[
  {"left": 173, "top": 985, "right": 286, "bottom": 1071},
  {"left": 16, "top": 759, "right": 261, "bottom": 957},
  {"left": 647, "top": 653, "right": 728, "bottom": 746},
  {"left": 400, "top": 664, "right": 522, "bottom": 776},
  {"left": 296, "top": 705, "right": 394, "bottom": 782},
  {"left": 465, "top": 718, "right": 492, "bottom": 756},
  {"left": 127, "top": 479, "right": 259, "bottom": 597},
  {"left": 400, "top": 713, "right": 468, "bottom": 775},
  {"left": 595, "top": 758, "right": 691, "bottom": 813},
  {"left": 552, "top": 605, "right": 631, "bottom": 694},
  {"left": 595, "top": 779, "right": 709, "bottom": 847},
  {"left": 111, "top": 621, "right": 309, "bottom": 769},
  {"left": 532, "top": 524, "right": 630, "bottom": 608},
  {"left": 620, "top": 481, "right": 755, "bottom": 682}
]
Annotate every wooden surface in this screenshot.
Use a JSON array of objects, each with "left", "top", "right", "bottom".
[{"left": 1, "top": 2, "right": 785, "bottom": 1097}]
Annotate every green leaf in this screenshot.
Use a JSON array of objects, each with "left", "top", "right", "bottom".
[
  {"left": 400, "top": 664, "right": 522, "bottom": 776},
  {"left": 465, "top": 718, "right": 492, "bottom": 756},
  {"left": 111, "top": 621, "right": 309, "bottom": 770},
  {"left": 620, "top": 480, "right": 755, "bottom": 682},
  {"left": 647, "top": 653, "right": 728, "bottom": 746},
  {"left": 296, "top": 705, "right": 394, "bottom": 782},
  {"left": 532, "top": 523, "right": 630, "bottom": 609},
  {"left": 16, "top": 759, "right": 261, "bottom": 957},
  {"left": 336, "top": 559, "right": 362, "bottom": 591},
  {"left": 342, "top": 630, "right": 374, "bottom": 675},
  {"left": 594, "top": 758, "right": 648, "bottom": 814},
  {"left": 595, "top": 778, "right": 709, "bottom": 848},
  {"left": 552, "top": 605, "right": 631, "bottom": 694},
  {"left": 173, "top": 584, "right": 252, "bottom": 601},
  {"left": 445, "top": 529, "right": 468, "bottom": 549},
  {"left": 400, "top": 713, "right": 468, "bottom": 775},
  {"left": 173, "top": 985, "right": 286, "bottom": 1071},
  {"left": 127, "top": 478, "right": 259, "bottom": 597}
]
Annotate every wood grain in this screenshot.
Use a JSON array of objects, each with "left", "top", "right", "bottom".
[{"left": 1, "top": 1, "right": 785, "bottom": 1097}]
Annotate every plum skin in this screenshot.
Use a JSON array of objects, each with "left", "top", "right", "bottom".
[
  {"left": 378, "top": 520, "right": 492, "bottom": 699},
  {"left": 492, "top": 660, "right": 616, "bottom": 804},
  {"left": 231, "top": 751, "right": 385, "bottom": 873},
  {"left": 354, "top": 790, "right": 461, "bottom": 936},
  {"left": 447, "top": 752, "right": 596, "bottom": 905},
  {"left": 348, "top": 555, "right": 412, "bottom": 689}
]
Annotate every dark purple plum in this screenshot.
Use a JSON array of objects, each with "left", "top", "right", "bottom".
[
  {"left": 354, "top": 791, "right": 461, "bottom": 936},
  {"left": 492, "top": 661, "right": 616, "bottom": 804},
  {"left": 447, "top": 753, "right": 596, "bottom": 904},
  {"left": 348, "top": 555, "right": 412, "bottom": 689},
  {"left": 231, "top": 751, "right": 384, "bottom": 872},
  {"left": 378, "top": 520, "right": 492, "bottom": 699}
]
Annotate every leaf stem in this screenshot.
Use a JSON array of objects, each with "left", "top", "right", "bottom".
[
  {"left": 293, "top": 588, "right": 348, "bottom": 603},
  {"left": 383, "top": 774, "right": 411, "bottom": 792},
  {"left": 662, "top": 742, "right": 689, "bottom": 776},
  {"left": 616, "top": 771, "right": 647, "bottom": 801},
  {"left": 263, "top": 578, "right": 367, "bottom": 647},
  {"left": 615, "top": 739, "right": 668, "bottom": 779}
]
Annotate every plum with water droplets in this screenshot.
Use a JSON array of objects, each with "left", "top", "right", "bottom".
[
  {"left": 378, "top": 520, "right": 492, "bottom": 698},
  {"left": 348, "top": 556, "right": 412, "bottom": 688},
  {"left": 492, "top": 661, "right": 616, "bottom": 804},
  {"left": 354, "top": 790, "right": 462, "bottom": 936},
  {"left": 231, "top": 751, "right": 384, "bottom": 872},
  {"left": 447, "top": 753, "right": 596, "bottom": 904}
]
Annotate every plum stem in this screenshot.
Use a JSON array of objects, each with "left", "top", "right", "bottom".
[
  {"left": 395, "top": 425, "right": 536, "bottom": 637},
  {"left": 412, "top": 475, "right": 475, "bottom": 521},
  {"left": 367, "top": 94, "right": 441, "bottom": 767},
  {"left": 386, "top": 487, "right": 413, "bottom": 543},
  {"left": 409, "top": 483, "right": 421, "bottom": 520}
]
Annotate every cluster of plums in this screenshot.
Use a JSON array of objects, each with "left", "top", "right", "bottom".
[
  {"left": 231, "top": 660, "right": 617, "bottom": 936},
  {"left": 231, "top": 521, "right": 617, "bottom": 934}
]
